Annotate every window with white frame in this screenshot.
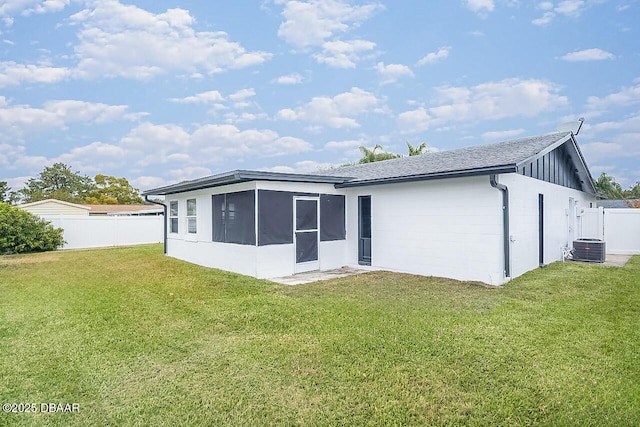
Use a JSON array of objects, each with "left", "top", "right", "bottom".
[
  {"left": 169, "top": 201, "right": 179, "bottom": 233},
  {"left": 186, "top": 199, "right": 197, "bottom": 234}
]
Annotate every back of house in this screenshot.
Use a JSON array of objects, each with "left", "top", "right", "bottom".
[{"left": 143, "top": 131, "right": 596, "bottom": 285}]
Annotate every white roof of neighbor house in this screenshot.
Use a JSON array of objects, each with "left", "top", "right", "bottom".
[{"left": 143, "top": 132, "right": 596, "bottom": 195}]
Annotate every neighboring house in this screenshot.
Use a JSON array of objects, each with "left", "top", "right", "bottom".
[
  {"left": 18, "top": 199, "right": 91, "bottom": 216},
  {"left": 597, "top": 199, "right": 640, "bottom": 208},
  {"left": 18, "top": 199, "right": 163, "bottom": 216},
  {"left": 142, "top": 132, "right": 597, "bottom": 286}
]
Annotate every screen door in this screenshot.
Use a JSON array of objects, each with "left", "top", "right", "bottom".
[{"left": 294, "top": 197, "right": 319, "bottom": 273}]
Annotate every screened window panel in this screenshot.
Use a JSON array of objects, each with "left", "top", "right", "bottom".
[
  {"left": 258, "top": 190, "right": 293, "bottom": 246},
  {"left": 320, "top": 195, "right": 345, "bottom": 241},
  {"left": 296, "top": 231, "right": 318, "bottom": 263},
  {"left": 226, "top": 191, "right": 256, "bottom": 245},
  {"left": 211, "top": 191, "right": 255, "bottom": 245},
  {"left": 296, "top": 200, "right": 317, "bottom": 231},
  {"left": 187, "top": 218, "right": 197, "bottom": 234}
]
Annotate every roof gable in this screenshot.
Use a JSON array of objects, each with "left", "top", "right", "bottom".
[{"left": 18, "top": 199, "right": 92, "bottom": 211}]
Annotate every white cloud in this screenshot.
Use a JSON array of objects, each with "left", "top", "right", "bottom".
[
  {"left": 561, "top": 48, "right": 615, "bottom": 62},
  {"left": 376, "top": 62, "right": 413, "bottom": 85},
  {"left": 397, "top": 78, "right": 568, "bottom": 133},
  {"left": 273, "top": 73, "right": 304, "bottom": 85},
  {"left": 0, "top": 0, "right": 71, "bottom": 19},
  {"left": 481, "top": 129, "right": 526, "bottom": 140},
  {"left": 532, "top": 11, "right": 554, "bottom": 25},
  {"left": 277, "top": 0, "right": 381, "bottom": 47},
  {"left": 43, "top": 100, "right": 129, "bottom": 124},
  {"left": 323, "top": 139, "right": 364, "bottom": 150},
  {"left": 580, "top": 141, "right": 625, "bottom": 162},
  {"left": 0, "top": 97, "right": 133, "bottom": 141},
  {"left": 0, "top": 61, "right": 70, "bottom": 87},
  {"left": 532, "top": 0, "right": 587, "bottom": 25},
  {"left": 313, "top": 39, "right": 376, "bottom": 69},
  {"left": 555, "top": 0, "right": 585, "bottom": 16},
  {"left": 170, "top": 90, "right": 224, "bottom": 104},
  {"left": 466, "top": 0, "right": 495, "bottom": 13},
  {"left": 416, "top": 46, "right": 451, "bottom": 66},
  {"left": 276, "top": 87, "right": 383, "bottom": 129},
  {"left": 276, "top": 0, "right": 381, "bottom": 67},
  {"left": 585, "top": 84, "right": 640, "bottom": 115},
  {"left": 69, "top": 1, "right": 271, "bottom": 80},
  {"left": 121, "top": 121, "right": 313, "bottom": 168}
]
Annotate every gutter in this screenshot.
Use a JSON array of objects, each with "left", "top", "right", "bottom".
[
  {"left": 145, "top": 195, "right": 167, "bottom": 255},
  {"left": 490, "top": 174, "right": 510, "bottom": 278}
]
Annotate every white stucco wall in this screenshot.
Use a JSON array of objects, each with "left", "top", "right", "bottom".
[
  {"left": 500, "top": 174, "right": 596, "bottom": 278},
  {"left": 344, "top": 176, "right": 507, "bottom": 285}
]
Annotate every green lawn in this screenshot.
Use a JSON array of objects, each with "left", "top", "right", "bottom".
[{"left": 1, "top": 245, "right": 639, "bottom": 426}]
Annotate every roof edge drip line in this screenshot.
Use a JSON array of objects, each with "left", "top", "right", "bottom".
[
  {"left": 336, "top": 166, "right": 516, "bottom": 188},
  {"left": 490, "top": 174, "right": 510, "bottom": 278}
]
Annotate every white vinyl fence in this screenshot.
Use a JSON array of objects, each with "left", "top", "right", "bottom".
[
  {"left": 580, "top": 208, "right": 640, "bottom": 255},
  {"left": 44, "top": 216, "right": 163, "bottom": 250}
]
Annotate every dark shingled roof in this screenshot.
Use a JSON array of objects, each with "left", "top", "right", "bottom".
[
  {"left": 144, "top": 131, "right": 596, "bottom": 195},
  {"left": 315, "top": 132, "right": 572, "bottom": 185}
]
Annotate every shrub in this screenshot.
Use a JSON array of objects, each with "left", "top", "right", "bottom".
[{"left": 0, "top": 202, "right": 65, "bottom": 254}]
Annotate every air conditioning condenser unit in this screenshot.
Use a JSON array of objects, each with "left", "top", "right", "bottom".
[{"left": 573, "top": 239, "right": 606, "bottom": 263}]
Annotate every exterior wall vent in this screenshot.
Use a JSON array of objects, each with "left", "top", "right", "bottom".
[{"left": 573, "top": 239, "right": 606, "bottom": 263}]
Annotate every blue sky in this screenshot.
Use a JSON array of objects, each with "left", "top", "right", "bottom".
[{"left": 1, "top": 0, "right": 638, "bottom": 193}]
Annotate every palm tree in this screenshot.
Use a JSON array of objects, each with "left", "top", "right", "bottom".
[
  {"left": 357, "top": 145, "right": 400, "bottom": 164},
  {"left": 406, "top": 141, "right": 428, "bottom": 156}
]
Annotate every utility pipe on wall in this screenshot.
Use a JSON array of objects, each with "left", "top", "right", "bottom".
[{"left": 490, "top": 174, "right": 511, "bottom": 278}]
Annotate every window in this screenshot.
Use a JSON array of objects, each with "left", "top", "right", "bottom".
[
  {"left": 169, "top": 201, "right": 178, "bottom": 233},
  {"left": 212, "top": 190, "right": 255, "bottom": 245},
  {"left": 186, "top": 199, "right": 197, "bottom": 234},
  {"left": 320, "top": 195, "right": 345, "bottom": 241}
]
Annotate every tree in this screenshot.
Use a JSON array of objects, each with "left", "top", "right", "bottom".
[
  {"left": 18, "top": 163, "right": 95, "bottom": 204},
  {"left": 85, "top": 174, "right": 143, "bottom": 205},
  {"left": 0, "top": 202, "right": 64, "bottom": 254},
  {"left": 406, "top": 142, "right": 429, "bottom": 156},
  {"left": 0, "top": 181, "right": 18, "bottom": 204},
  {"left": 624, "top": 181, "right": 640, "bottom": 199},
  {"left": 594, "top": 172, "right": 624, "bottom": 199},
  {"left": 358, "top": 145, "right": 401, "bottom": 164}
]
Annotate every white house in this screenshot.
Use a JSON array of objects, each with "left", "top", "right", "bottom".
[{"left": 142, "top": 132, "right": 597, "bottom": 285}]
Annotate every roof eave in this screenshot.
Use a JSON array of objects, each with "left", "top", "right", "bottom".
[
  {"left": 142, "top": 169, "right": 351, "bottom": 196},
  {"left": 335, "top": 165, "right": 517, "bottom": 188}
]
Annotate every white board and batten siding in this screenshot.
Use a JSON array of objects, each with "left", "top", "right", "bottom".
[
  {"left": 164, "top": 180, "right": 348, "bottom": 279},
  {"left": 581, "top": 208, "right": 640, "bottom": 255}
]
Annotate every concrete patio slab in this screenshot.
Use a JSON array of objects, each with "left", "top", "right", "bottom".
[
  {"left": 570, "top": 254, "right": 632, "bottom": 267},
  {"left": 269, "top": 266, "right": 370, "bottom": 285}
]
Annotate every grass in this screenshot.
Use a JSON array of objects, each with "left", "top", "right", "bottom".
[{"left": 0, "top": 244, "right": 639, "bottom": 426}]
